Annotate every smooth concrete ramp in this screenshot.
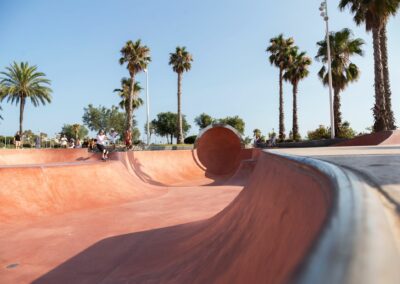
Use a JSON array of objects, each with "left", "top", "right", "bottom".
[{"left": 4, "top": 125, "right": 398, "bottom": 283}]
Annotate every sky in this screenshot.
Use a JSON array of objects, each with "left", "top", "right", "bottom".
[{"left": 0, "top": 0, "right": 399, "bottom": 141}]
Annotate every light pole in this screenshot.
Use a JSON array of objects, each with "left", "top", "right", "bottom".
[
  {"left": 144, "top": 68, "right": 150, "bottom": 146},
  {"left": 320, "top": 0, "right": 335, "bottom": 139}
]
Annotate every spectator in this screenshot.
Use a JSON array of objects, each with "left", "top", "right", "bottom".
[
  {"left": 14, "top": 131, "right": 22, "bottom": 149},
  {"left": 60, "top": 135, "right": 68, "bottom": 148}
]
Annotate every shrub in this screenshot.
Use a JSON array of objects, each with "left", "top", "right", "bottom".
[
  {"left": 184, "top": 135, "right": 197, "bottom": 144},
  {"left": 307, "top": 125, "right": 330, "bottom": 140},
  {"left": 337, "top": 121, "right": 356, "bottom": 139}
]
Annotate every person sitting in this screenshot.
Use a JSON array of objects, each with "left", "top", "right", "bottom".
[
  {"left": 96, "top": 130, "right": 109, "bottom": 160},
  {"left": 68, "top": 138, "right": 75, "bottom": 149},
  {"left": 75, "top": 138, "right": 82, "bottom": 148},
  {"left": 60, "top": 135, "right": 68, "bottom": 148}
]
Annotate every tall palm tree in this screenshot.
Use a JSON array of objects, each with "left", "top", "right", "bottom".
[
  {"left": 169, "top": 46, "right": 193, "bottom": 144},
  {"left": 72, "top": 124, "right": 80, "bottom": 141},
  {"left": 283, "top": 48, "right": 312, "bottom": 141},
  {"left": 339, "top": 0, "right": 400, "bottom": 132},
  {"left": 114, "top": 78, "right": 144, "bottom": 112},
  {"left": 0, "top": 62, "right": 52, "bottom": 133},
  {"left": 316, "top": 28, "right": 364, "bottom": 137},
  {"left": 380, "top": 24, "right": 395, "bottom": 129},
  {"left": 267, "top": 34, "right": 295, "bottom": 141},
  {"left": 119, "top": 40, "right": 151, "bottom": 140}
]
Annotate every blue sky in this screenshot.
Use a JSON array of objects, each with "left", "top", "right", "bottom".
[{"left": 0, "top": 0, "right": 399, "bottom": 141}]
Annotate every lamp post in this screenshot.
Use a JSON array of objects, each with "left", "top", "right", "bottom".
[
  {"left": 143, "top": 68, "right": 150, "bottom": 146},
  {"left": 320, "top": 0, "right": 335, "bottom": 139}
]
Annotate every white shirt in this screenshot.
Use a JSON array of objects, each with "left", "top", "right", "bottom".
[{"left": 97, "top": 134, "right": 106, "bottom": 145}]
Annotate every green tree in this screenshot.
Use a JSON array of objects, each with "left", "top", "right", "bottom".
[
  {"left": 61, "top": 124, "right": 89, "bottom": 140},
  {"left": 144, "top": 121, "right": 156, "bottom": 142},
  {"left": 194, "top": 113, "right": 214, "bottom": 129},
  {"left": 253, "top": 128, "right": 261, "bottom": 139},
  {"left": 218, "top": 116, "right": 245, "bottom": 135},
  {"left": 119, "top": 40, "right": 151, "bottom": 139},
  {"left": 267, "top": 34, "right": 295, "bottom": 140},
  {"left": 284, "top": 48, "right": 312, "bottom": 141},
  {"left": 169, "top": 46, "right": 193, "bottom": 144},
  {"left": 307, "top": 122, "right": 356, "bottom": 140},
  {"left": 316, "top": 28, "right": 364, "bottom": 137},
  {"left": 82, "top": 104, "right": 138, "bottom": 137},
  {"left": 339, "top": 121, "right": 356, "bottom": 139},
  {"left": 339, "top": 0, "right": 400, "bottom": 131},
  {"left": 72, "top": 124, "right": 81, "bottom": 140},
  {"left": 0, "top": 62, "right": 52, "bottom": 133},
  {"left": 114, "top": 78, "right": 144, "bottom": 112},
  {"left": 307, "top": 125, "right": 331, "bottom": 140},
  {"left": 0, "top": 105, "right": 3, "bottom": 121},
  {"left": 22, "top": 129, "right": 35, "bottom": 145},
  {"left": 152, "top": 112, "right": 191, "bottom": 144}
]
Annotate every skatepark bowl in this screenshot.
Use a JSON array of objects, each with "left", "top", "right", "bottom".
[{"left": 1, "top": 126, "right": 400, "bottom": 284}]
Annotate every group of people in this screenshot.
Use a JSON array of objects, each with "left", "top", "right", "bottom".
[
  {"left": 254, "top": 134, "right": 277, "bottom": 148},
  {"left": 12, "top": 129, "right": 133, "bottom": 157}
]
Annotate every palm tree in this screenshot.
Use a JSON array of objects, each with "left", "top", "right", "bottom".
[
  {"left": 72, "top": 124, "right": 80, "bottom": 141},
  {"left": 253, "top": 128, "right": 261, "bottom": 139},
  {"left": 266, "top": 34, "right": 295, "bottom": 141},
  {"left": 380, "top": 24, "right": 395, "bottom": 129},
  {"left": 0, "top": 62, "right": 52, "bottom": 133},
  {"left": 283, "top": 48, "right": 312, "bottom": 141},
  {"left": 114, "top": 78, "right": 144, "bottom": 112},
  {"left": 339, "top": 0, "right": 400, "bottom": 132},
  {"left": 119, "top": 40, "right": 151, "bottom": 141},
  {"left": 316, "top": 28, "right": 364, "bottom": 137},
  {"left": 169, "top": 46, "right": 193, "bottom": 144}
]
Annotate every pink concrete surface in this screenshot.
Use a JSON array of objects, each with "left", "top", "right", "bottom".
[
  {"left": 335, "top": 130, "right": 400, "bottom": 146},
  {"left": 0, "top": 127, "right": 332, "bottom": 283}
]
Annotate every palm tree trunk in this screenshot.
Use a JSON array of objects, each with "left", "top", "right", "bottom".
[
  {"left": 19, "top": 96, "right": 25, "bottom": 134},
  {"left": 177, "top": 72, "right": 183, "bottom": 144},
  {"left": 279, "top": 68, "right": 285, "bottom": 141},
  {"left": 127, "top": 74, "right": 135, "bottom": 137},
  {"left": 333, "top": 88, "right": 342, "bottom": 138},
  {"left": 372, "top": 25, "right": 387, "bottom": 132},
  {"left": 380, "top": 24, "right": 395, "bottom": 130},
  {"left": 292, "top": 82, "right": 298, "bottom": 141}
]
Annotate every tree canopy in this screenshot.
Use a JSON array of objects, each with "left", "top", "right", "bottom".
[
  {"left": 61, "top": 124, "right": 89, "bottom": 140},
  {"left": 82, "top": 104, "right": 139, "bottom": 137},
  {"left": 194, "top": 113, "right": 214, "bottom": 129},
  {"left": 151, "top": 112, "right": 191, "bottom": 144},
  {"left": 0, "top": 61, "right": 52, "bottom": 133},
  {"left": 218, "top": 116, "right": 245, "bottom": 135}
]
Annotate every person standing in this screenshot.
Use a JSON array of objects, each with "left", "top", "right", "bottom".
[
  {"left": 35, "top": 136, "right": 41, "bottom": 149},
  {"left": 96, "top": 130, "right": 109, "bottom": 160},
  {"left": 124, "top": 129, "right": 132, "bottom": 150},
  {"left": 108, "top": 129, "right": 118, "bottom": 150},
  {"left": 14, "top": 132, "right": 22, "bottom": 149}
]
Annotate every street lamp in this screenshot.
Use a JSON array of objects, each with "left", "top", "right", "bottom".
[
  {"left": 143, "top": 68, "right": 150, "bottom": 146},
  {"left": 320, "top": 0, "right": 335, "bottom": 139}
]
